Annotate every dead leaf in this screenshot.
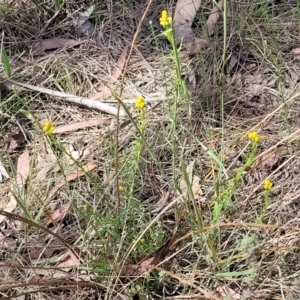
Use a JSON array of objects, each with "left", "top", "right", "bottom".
[
  {"left": 184, "top": 37, "right": 208, "bottom": 54},
  {"left": 8, "top": 132, "right": 27, "bottom": 151},
  {"left": 0, "top": 149, "right": 30, "bottom": 224},
  {"left": 291, "top": 48, "right": 300, "bottom": 55},
  {"left": 206, "top": 0, "right": 223, "bottom": 36},
  {"left": 64, "top": 142, "right": 89, "bottom": 164},
  {"left": 46, "top": 203, "right": 70, "bottom": 226},
  {"left": 179, "top": 161, "right": 201, "bottom": 196},
  {"left": 90, "top": 86, "right": 112, "bottom": 101},
  {"left": 173, "top": 0, "right": 202, "bottom": 41},
  {"left": 78, "top": 5, "right": 95, "bottom": 35},
  {"left": 91, "top": 46, "right": 129, "bottom": 100},
  {"left": 111, "top": 45, "right": 128, "bottom": 82},
  {"left": 53, "top": 119, "right": 110, "bottom": 133},
  {"left": 0, "top": 232, "right": 16, "bottom": 250},
  {"left": 260, "top": 151, "right": 280, "bottom": 168},
  {"left": 78, "top": 5, "right": 94, "bottom": 26},
  {"left": 56, "top": 250, "right": 80, "bottom": 268},
  {"left": 216, "top": 286, "right": 241, "bottom": 299},
  {"left": 125, "top": 257, "right": 154, "bottom": 276},
  {"left": 32, "top": 38, "right": 84, "bottom": 55},
  {"left": 16, "top": 148, "right": 30, "bottom": 187},
  {"left": 180, "top": 160, "right": 195, "bottom": 192},
  {"left": 139, "top": 257, "right": 154, "bottom": 273},
  {"left": 46, "top": 163, "right": 97, "bottom": 202}
]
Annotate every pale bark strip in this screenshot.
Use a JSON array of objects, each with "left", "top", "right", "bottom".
[{"left": 3, "top": 79, "right": 125, "bottom": 117}]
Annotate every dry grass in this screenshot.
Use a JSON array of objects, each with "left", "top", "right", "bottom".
[{"left": 1, "top": 0, "right": 300, "bottom": 299}]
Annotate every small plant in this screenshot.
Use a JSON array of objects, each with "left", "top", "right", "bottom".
[
  {"left": 213, "top": 131, "right": 262, "bottom": 224},
  {"left": 256, "top": 179, "right": 273, "bottom": 223}
]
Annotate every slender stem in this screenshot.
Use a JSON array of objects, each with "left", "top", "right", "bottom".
[{"left": 114, "top": 0, "right": 154, "bottom": 212}]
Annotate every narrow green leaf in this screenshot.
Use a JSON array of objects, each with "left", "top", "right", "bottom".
[
  {"left": 55, "top": 0, "right": 62, "bottom": 10},
  {"left": 1, "top": 46, "right": 11, "bottom": 77},
  {"left": 198, "top": 141, "right": 228, "bottom": 178},
  {"left": 30, "top": 0, "right": 53, "bottom": 16},
  {"left": 216, "top": 269, "right": 254, "bottom": 277}
]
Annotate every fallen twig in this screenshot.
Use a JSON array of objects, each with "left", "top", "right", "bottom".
[{"left": 2, "top": 79, "right": 125, "bottom": 117}]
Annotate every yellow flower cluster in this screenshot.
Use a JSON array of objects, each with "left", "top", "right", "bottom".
[
  {"left": 135, "top": 96, "right": 146, "bottom": 110},
  {"left": 159, "top": 10, "right": 172, "bottom": 28},
  {"left": 248, "top": 131, "right": 260, "bottom": 143},
  {"left": 43, "top": 121, "right": 55, "bottom": 134},
  {"left": 264, "top": 179, "right": 273, "bottom": 190}
]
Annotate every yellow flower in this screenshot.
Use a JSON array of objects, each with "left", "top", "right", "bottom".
[
  {"left": 135, "top": 96, "right": 146, "bottom": 110},
  {"left": 43, "top": 121, "right": 55, "bottom": 134},
  {"left": 264, "top": 179, "right": 273, "bottom": 190},
  {"left": 159, "top": 10, "right": 172, "bottom": 28},
  {"left": 83, "top": 204, "right": 88, "bottom": 211},
  {"left": 248, "top": 131, "right": 260, "bottom": 143},
  {"left": 119, "top": 185, "right": 124, "bottom": 191}
]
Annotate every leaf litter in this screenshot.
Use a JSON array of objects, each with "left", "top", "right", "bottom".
[
  {"left": 173, "top": 0, "right": 222, "bottom": 45},
  {"left": 0, "top": 149, "right": 30, "bottom": 224},
  {"left": 46, "top": 163, "right": 97, "bottom": 203},
  {"left": 90, "top": 45, "right": 129, "bottom": 101}
]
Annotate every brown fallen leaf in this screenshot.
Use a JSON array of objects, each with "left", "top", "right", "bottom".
[
  {"left": 56, "top": 250, "right": 80, "bottom": 268},
  {"left": 179, "top": 160, "right": 201, "bottom": 196},
  {"left": 8, "top": 132, "right": 27, "bottom": 151},
  {"left": 173, "top": 0, "right": 202, "bottom": 41},
  {"left": 206, "top": 0, "right": 223, "bottom": 36},
  {"left": 32, "top": 38, "right": 84, "bottom": 55},
  {"left": 179, "top": 160, "right": 194, "bottom": 192},
  {"left": 53, "top": 119, "right": 110, "bottom": 133},
  {"left": 184, "top": 37, "right": 208, "bottom": 54},
  {"left": 16, "top": 148, "right": 30, "bottom": 187},
  {"left": 291, "top": 48, "right": 300, "bottom": 55},
  {"left": 216, "top": 286, "right": 241, "bottom": 299},
  {"left": 138, "top": 257, "right": 154, "bottom": 273},
  {"left": 0, "top": 232, "right": 17, "bottom": 250},
  {"left": 46, "top": 164, "right": 97, "bottom": 202},
  {"left": 124, "top": 257, "right": 154, "bottom": 276},
  {"left": 112, "top": 45, "right": 129, "bottom": 82},
  {"left": 91, "top": 46, "right": 129, "bottom": 100},
  {"left": 46, "top": 203, "right": 70, "bottom": 226},
  {"left": 0, "top": 149, "right": 30, "bottom": 224}
]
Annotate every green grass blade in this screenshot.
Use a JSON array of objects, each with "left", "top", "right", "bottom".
[
  {"left": 1, "top": 46, "right": 11, "bottom": 77},
  {"left": 198, "top": 141, "right": 228, "bottom": 178},
  {"left": 216, "top": 269, "right": 254, "bottom": 277},
  {"left": 55, "top": 0, "right": 62, "bottom": 10},
  {"left": 29, "top": 0, "right": 52, "bottom": 16}
]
